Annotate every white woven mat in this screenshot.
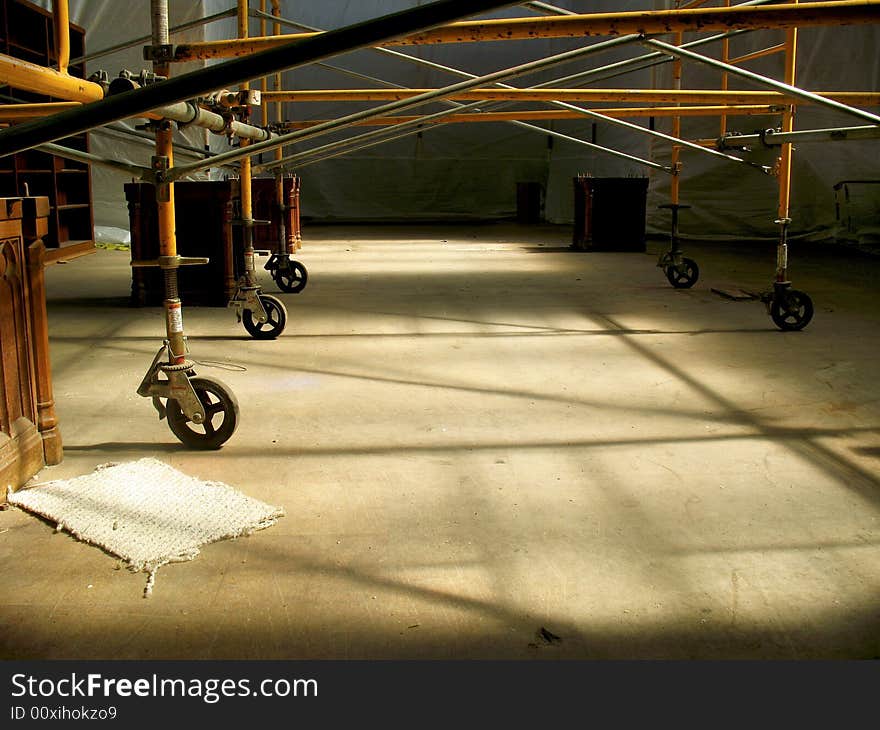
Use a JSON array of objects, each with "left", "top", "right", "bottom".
[{"left": 8, "top": 458, "right": 284, "bottom": 596}]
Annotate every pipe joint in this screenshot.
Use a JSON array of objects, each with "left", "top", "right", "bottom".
[
  {"left": 143, "top": 43, "right": 176, "bottom": 63},
  {"left": 87, "top": 70, "right": 110, "bottom": 94}
]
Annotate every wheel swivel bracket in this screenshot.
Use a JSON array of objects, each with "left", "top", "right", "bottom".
[{"left": 136, "top": 343, "right": 206, "bottom": 423}]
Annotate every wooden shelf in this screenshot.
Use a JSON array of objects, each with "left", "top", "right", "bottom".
[
  {"left": 45, "top": 240, "right": 96, "bottom": 265},
  {"left": 1, "top": 0, "right": 94, "bottom": 263}
]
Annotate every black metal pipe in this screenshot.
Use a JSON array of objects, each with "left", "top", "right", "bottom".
[{"left": 0, "top": 0, "right": 518, "bottom": 159}]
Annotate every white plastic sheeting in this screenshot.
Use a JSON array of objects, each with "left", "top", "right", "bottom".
[
  {"left": 33, "top": 1, "right": 880, "bottom": 242},
  {"left": 34, "top": 0, "right": 221, "bottom": 228}
]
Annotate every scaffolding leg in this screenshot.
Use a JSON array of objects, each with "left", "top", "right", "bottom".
[
  {"left": 264, "top": 172, "right": 308, "bottom": 293},
  {"left": 657, "top": 203, "right": 699, "bottom": 289},
  {"left": 764, "top": 7, "right": 813, "bottom": 332},
  {"left": 136, "top": 0, "right": 239, "bottom": 448},
  {"left": 764, "top": 217, "right": 814, "bottom": 331},
  {"left": 227, "top": 0, "right": 288, "bottom": 339}
]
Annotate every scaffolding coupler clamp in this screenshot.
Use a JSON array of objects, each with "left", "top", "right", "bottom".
[
  {"left": 131, "top": 255, "right": 210, "bottom": 269},
  {"left": 143, "top": 43, "right": 176, "bottom": 63},
  {"left": 150, "top": 152, "right": 172, "bottom": 196},
  {"left": 231, "top": 218, "right": 271, "bottom": 228}
]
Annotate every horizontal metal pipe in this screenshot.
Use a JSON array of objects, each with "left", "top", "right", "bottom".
[
  {"left": 69, "top": 8, "right": 239, "bottom": 67},
  {"left": 253, "top": 7, "right": 669, "bottom": 176},
  {"left": 643, "top": 37, "right": 880, "bottom": 126},
  {"left": 0, "top": 53, "right": 105, "bottom": 103},
  {"left": 169, "top": 34, "right": 641, "bottom": 180},
  {"left": 0, "top": 99, "right": 268, "bottom": 142},
  {"left": 720, "top": 124, "right": 880, "bottom": 146},
  {"left": 249, "top": 0, "right": 774, "bottom": 97},
  {"left": 0, "top": 0, "right": 520, "bottom": 159},
  {"left": 262, "top": 88, "right": 880, "bottom": 106},
  {"left": 728, "top": 42, "right": 786, "bottom": 65},
  {"left": 0, "top": 102, "right": 81, "bottom": 120},
  {"left": 285, "top": 115, "right": 671, "bottom": 174},
  {"left": 251, "top": 6, "right": 689, "bottom": 171},
  {"left": 99, "top": 123, "right": 220, "bottom": 160},
  {"left": 280, "top": 105, "right": 782, "bottom": 128},
  {"left": 152, "top": 100, "right": 272, "bottom": 141},
  {"left": 522, "top": 1, "right": 575, "bottom": 15},
  {"left": 172, "top": 2, "right": 880, "bottom": 59},
  {"left": 37, "top": 142, "right": 152, "bottom": 178}
]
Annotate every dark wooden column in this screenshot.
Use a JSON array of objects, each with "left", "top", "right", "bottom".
[
  {"left": 23, "top": 197, "right": 62, "bottom": 465},
  {"left": 0, "top": 197, "right": 46, "bottom": 499}
]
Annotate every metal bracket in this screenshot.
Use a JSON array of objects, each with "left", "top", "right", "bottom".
[
  {"left": 136, "top": 343, "right": 205, "bottom": 423},
  {"left": 131, "top": 255, "right": 210, "bottom": 269},
  {"left": 143, "top": 43, "right": 176, "bottom": 62},
  {"left": 87, "top": 70, "right": 110, "bottom": 93},
  {"left": 151, "top": 154, "right": 171, "bottom": 196},
  {"left": 228, "top": 285, "right": 267, "bottom": 324},
  {"left": 264, "top": 252, "right": 292, "bottom": 272},
  {"left": 230, "top": 218, "right": 271, "bottom": 227}
]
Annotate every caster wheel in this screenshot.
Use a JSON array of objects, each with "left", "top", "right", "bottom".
[
  {"left": 166, "top": 376, "right": 239, "bottom": 450},
  {"left": 770, "top": 289, "right": 813, "bottom": 331},
  {"left": 242, "top": 294, "right": 287, "bottom": 339},
  {"left": 273, "top": 260, "right": 308, "bottom": 293},
  {"left": 665, "top": 257, "right": 699, "bottom": 289}
]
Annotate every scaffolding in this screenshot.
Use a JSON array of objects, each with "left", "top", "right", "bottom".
[{"left": 0, "top": 0, "right": 877, "bottom": 448}]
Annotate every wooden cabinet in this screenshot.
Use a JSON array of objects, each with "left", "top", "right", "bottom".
[
  {"left": 126, "top": 181, "right": 237, "bottom": 307},
  {"left": 251, "top": 176, "right": 302, "bottom": 253},
  {"left": 126, "top": 178, "right": 302, "bottom": 307},
  {"left": 0, "top": 0, "right": 95, "bottom": 264},
  {"left": 1, "top": 196, "right": 62, "bottom": 500},
  {"left": 572, "top": 176, "right": 648, "bottom": 252}
]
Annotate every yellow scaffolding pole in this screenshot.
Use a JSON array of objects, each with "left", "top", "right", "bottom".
[
  {"left": 260, "top": 88, "right": 880, "bottom": 105},
  {"left": 720, "top": 0, "right": 731, "bottom": 137},
  {"left": 169, "top": 2, "right": 880, "bottom": 60},
  {"left": 670, "top": 26, "right": 683, "bottom": 206},
  {"left": 277, "top": 105, "right": 782, "bottom": 129},
  {"left": 0, "top": 102, "right": 81, "bottom": 120},
  {"left": 238, "top": 0, "right": 256, "bottom": 286},
  {"left": 0, "top": 53, "right": 104, "bottom": 103},
  {"left": 52, "top": 0, "right": 70, "bottom": 74}
]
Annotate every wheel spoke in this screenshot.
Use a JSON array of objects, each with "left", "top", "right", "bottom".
[
  {"left": 202, "top": 417, "right": 216, "bottom": 436},
  {"left": 206, "top": 401, "right": 224, "bottom": 417}
]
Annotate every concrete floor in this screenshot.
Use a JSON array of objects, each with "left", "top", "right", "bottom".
[{"left": 1, "top": 222, "right": 879, "bottom": 659}]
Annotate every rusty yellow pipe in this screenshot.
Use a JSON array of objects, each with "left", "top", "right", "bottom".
[
  {"left": 259, "top": 0, "right": 267, "bottom": 126},
  {"left": 720, "top": 0, "right": 730, "bottom": 136},
  {"left": 670, "top": 27, "right": 683, "bottom": 206},
  {"left": 170, "top": 1, "right": 880, "bottom": 59},
  {"left": 0, "top": 53, "right": 104, "bottom": 103},
  {"left": 270, "top": 0, "right": 292, "bottom": 251},
  {"left": 778, "top": 8, "right": 798, "bottom": 221},
  {"left": 0, "top": 102, "right": 81, "bottom": 120},
  {"left": 281, "top": 105, "right": 781, "bottom": 129},
  {"left": 238, "top": 0, "right": 252, "bottom": 223},
  {"left": 261, "top": 88, "right": 880, "bottom": 105},
  {"left": 52, "top": 0, "right": 70, "bottom": 74},
  {"left": 156, "top": 128, "right": 177, "bottom": 260},
  {"left": 237, "top": 0, "right": 258, "bottom": 285}
]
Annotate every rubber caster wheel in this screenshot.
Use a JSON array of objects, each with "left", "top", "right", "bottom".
[
  {"left": 242, "top": 294, "right": 287, "bottom": 339},
  {"left": 770, "top": 289, "right": 813, "bottom": 331},
  {"left": 665, "top": 257, "right": 699, "bottom": 289},
  {"left": 274, "top": 260, "right": 308, "bottom": 293},
  {"left": 166, "top": 376, "right": 239, "bottom": 450}
]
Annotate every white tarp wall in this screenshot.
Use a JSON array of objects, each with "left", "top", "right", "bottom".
[{"left": 45, "top": 1, "right": 880, "bottom": 244}]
